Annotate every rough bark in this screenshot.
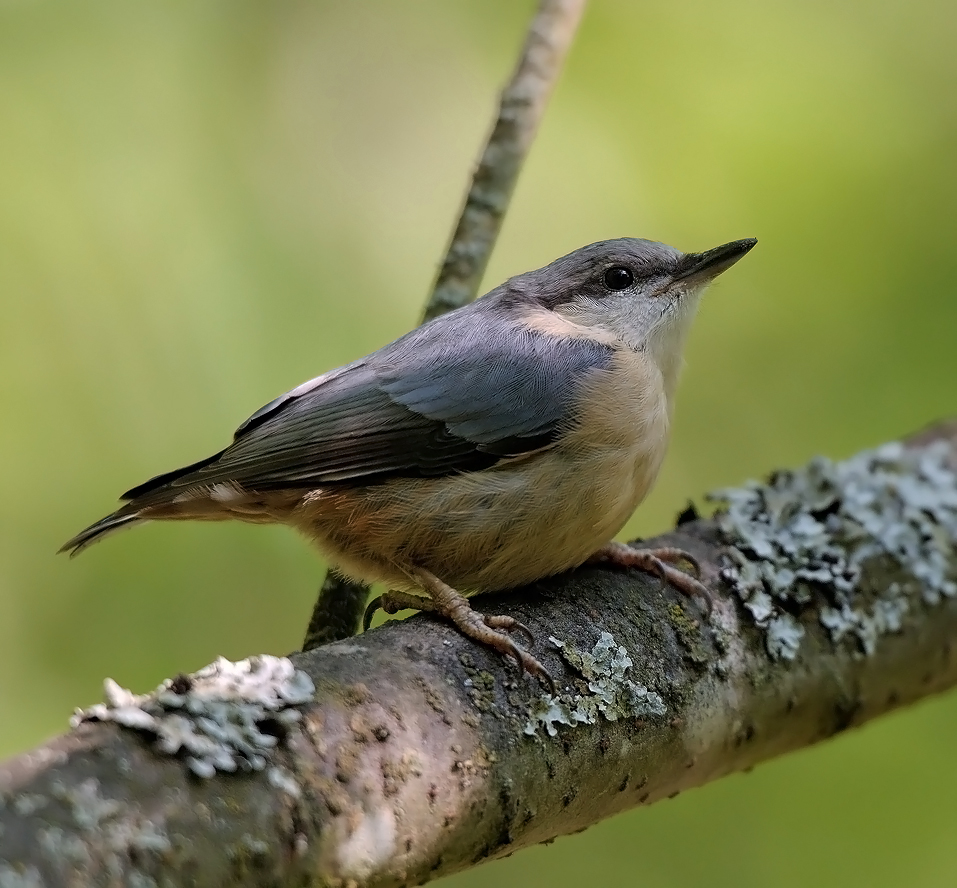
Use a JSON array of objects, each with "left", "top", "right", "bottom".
[{"left": 2, "top": 420, "right": 956, "bottom": 887}]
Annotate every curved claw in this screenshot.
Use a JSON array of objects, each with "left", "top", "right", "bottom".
[
  {"left": 363, "top": 589, "right": 435, "bottom": 631},
  {"left": 673, "top": 553, "right": 702, "bottom": 579},
  {"left": 483, "top": 614, "right": 536, "bottom": 647},
  {"left": 501, "top": 638, "right": 555, "bottom": 695},
  {"left": 643, "top": 546, "right": 702, "bottom": 579},
  {"left": 481, "top": 619, "right": 555, "bottom": 693},
  {"left": 362, "top": 596, "right": 384, "bottom": 632}
]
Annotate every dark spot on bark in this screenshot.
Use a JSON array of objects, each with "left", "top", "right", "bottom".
[
  {"left": 403, "top": 643, "right": 425, "bottom": 663},
  {"left": 335, "top": 746, "right": 359, "bottom": 783},
  {"left": 831, "top": 696, "right": 862, "bottom": 736},
  {"left": 428, "top": 784, "right": 438, "bottom": 806},
  {"left": 598, "top": 735, "right": 611, "bottom": 756},
  {"left": 545, "top": 757, "right": 556, "bottom": 779},
  {"left": 675, "top": 501, "right": 700, "bottom": 526},
  {"left": 430, "top": 856, "right": 444, "bottom": 873},
  {"left": 168, "top": 673, "right": 193, "bottom": 695},
  {"left": 638, "top": 793, "right": 649, "bottom": 803},
  {"left": 373, "top": 725, "right": 391, "bottom": 742},
  {"left": 668, "top": 791, "right": 680, "bottom": 799},
  {"left": 886, "top": 690, "right": 899, "bottom": 707},
  {"left": 472, "top": 843, "right": 493, "bottom": 864},
  {"left": 562, "top": 739, "right": 573, "bottom": 756},
  {"left": 290, "top": 807, "right": 307, "bottom": 856},
  {"left": 618, "top": 776, "right": 629, "bottom": 792},
  {"left": 521, "top": 809, "right": 534, "bottom": 826},
  {"left": 497, "top": 784, "right": 516, "bottom": 827},
  {"left": 809, "top": 499, "right": 841, "bottom": 522},
  {"left": 257, "top": 717, "right": 286, "bottom": 741},
  {"left": 343, "top": 683, "right": 371, "bottom": 707},
  {"left": 405, "top": 838, "right": 413, "bottom": 853},
  {"left": 786, "top": 696, "right": 797, "bottom": 713},
  {"left": 493, "top": 820, "right": 512, "bottom": 851}
]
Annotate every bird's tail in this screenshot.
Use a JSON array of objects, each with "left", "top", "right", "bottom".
[
  {"left": 59, "top": 449, "right": 230, "bottom": 557},
  {"left": 58, "top": 507, "right": 145, "bottom": 557}
]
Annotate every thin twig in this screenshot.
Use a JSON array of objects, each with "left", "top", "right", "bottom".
[
  {"left": 423, "top": 0, "right": 587, "bottom": 321},
  {"left": 303, "top": 0, "right": 588, "bottom": 651}
]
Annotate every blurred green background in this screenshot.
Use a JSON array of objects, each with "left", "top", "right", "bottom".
[{"left": 2, "top": 0, "right": 956, "bottom": 884}]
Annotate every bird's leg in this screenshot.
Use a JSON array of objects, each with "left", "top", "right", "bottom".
[
  {"left": 587, "top": 541, "right": 715, "bottom": 614},
  {"left": 363, "top": 569, "right": 552, "bottom": 690}
]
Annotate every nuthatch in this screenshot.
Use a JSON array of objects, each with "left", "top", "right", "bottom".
[{"left": 62, "top": 237, "right": 756, "bottom": 681}]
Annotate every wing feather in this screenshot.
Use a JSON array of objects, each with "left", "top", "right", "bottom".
[{"left": 123, "top": 306, "right": 612, "bottom": 504}]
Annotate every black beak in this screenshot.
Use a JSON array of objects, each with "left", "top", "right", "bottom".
[{"left": 673, "top": 238, "right": 757, "bottom": 284}]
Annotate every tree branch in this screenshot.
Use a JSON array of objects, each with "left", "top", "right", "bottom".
[
  {"left": 4, "top": 420, "right": 956, "bottom": 886},
  {"left": 422, "top": 0, "right": 587, "bottom": 322},
  {"left": 302, "top": 0, "right": 588, "bottom": 651}
]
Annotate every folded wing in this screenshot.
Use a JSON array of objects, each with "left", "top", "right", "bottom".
[{"left": 121, "top": 309, "right": 613, "bottom": 505}]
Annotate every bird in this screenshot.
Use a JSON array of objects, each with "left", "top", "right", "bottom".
[{"left": 62, "top": 236, "right": 756, "bottom": 683}]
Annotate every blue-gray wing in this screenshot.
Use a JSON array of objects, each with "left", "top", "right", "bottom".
[{"left": 121, "top": 309, "right": 612, "bottom": 501}]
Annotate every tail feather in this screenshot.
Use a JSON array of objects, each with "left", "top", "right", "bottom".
[
  {"left": 120, "top": 449, "right": 225, "bottom": 501},
  {"left": 61, "top": 448, "right": 231, "bottom": 557},
  {"left": 59, "top": 509, "right": 145, "bottom": 557}
]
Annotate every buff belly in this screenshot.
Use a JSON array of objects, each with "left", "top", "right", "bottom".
[
  {"left": 290, "top": 432, "right": 665, "bottom": 593},
  {"left": 284, "top": 348, "right": 672, "bottom": 593}
]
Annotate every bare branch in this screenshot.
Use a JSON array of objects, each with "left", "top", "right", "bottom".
[
  {"left": 4, "top": 420, "right": 956, "bottom": 887},
  {"left": 302, "top": 572, "right": 371, "bottom": 650},
  {"left": 303, "top": 0, "right": 588, "bottom": 651},
  {"left": 423, "top": 0, "right": 587, "bottom": 321}
]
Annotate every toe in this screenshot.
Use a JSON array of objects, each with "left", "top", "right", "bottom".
[{"left": 483, "top": 614, "right": 535, "bottom": 646}]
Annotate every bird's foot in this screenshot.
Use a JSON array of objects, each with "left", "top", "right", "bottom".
[
  {"left": 363, "top": 571, "right": 554, "bottom": 692},
  {"left": 587, "top": 541, "right": 715, "bottom": 615},
  {"left": 363, "top": 589, "right": 431, "bottom": 630}
]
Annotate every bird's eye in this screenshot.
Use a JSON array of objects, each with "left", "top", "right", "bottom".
[{"left": 603, "top": 266, "right": 634, "bottom": 291}]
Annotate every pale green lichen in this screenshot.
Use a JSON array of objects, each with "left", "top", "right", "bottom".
[
  {"left": 12, "top": 795, "right": 46, "bottom": 818},
  {"left": 72, "top": 655, "right": 314, "bottom": 778},
  {"left": 51, "top": 778, "right": 121, "bottom": 831},
  {"left": 765, "top": 614, "right": 805, "bottom": 660},
  {"left": 712, "top": 441, "right": 957, "bottom": 660},
  {"left": 32, "top": 777, "right": 172, "bottom": 877},
  {"left": 0, "top": 864, "right": 44, "bottom": 888},
  {"left": 524, "top": 632, "right": 666, "bottom": 737},
  {"left": 38, "top": 826, "right": 91, "bottom": 870},
  {"left": 266, "top": 766, "right": 301, "bottom": 799}
]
